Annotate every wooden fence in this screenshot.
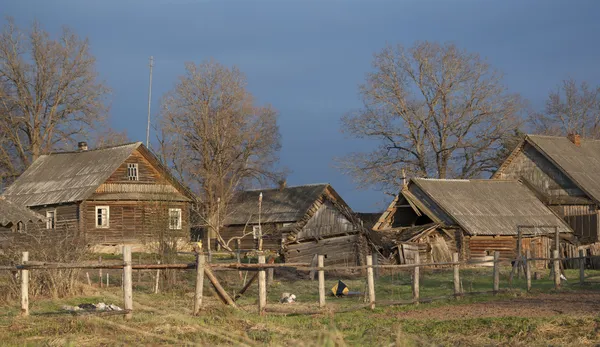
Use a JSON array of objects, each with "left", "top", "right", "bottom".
[{"left": 0, "top": 247, "right": 592, "bottom": 318}]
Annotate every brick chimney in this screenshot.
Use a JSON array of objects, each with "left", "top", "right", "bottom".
[
  {"left": 78, "top": 141, "right": 88, "bottom": 151},
  {"left": 567, "top": 133, "right": 581, "bottom": 147}
]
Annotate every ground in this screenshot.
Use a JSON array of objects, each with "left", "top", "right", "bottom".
[{"left": 1, "top": 256, "right": 600, "bottom": 346}]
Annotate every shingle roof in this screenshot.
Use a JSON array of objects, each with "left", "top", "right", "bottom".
[
  {"left": 2, "top": 143, "right": 142, "bottom": 206},
  {"left": 0, "top": 197, "right": 45, "bottom": 227},
  {"left": 224, "top": 184, "right": 329, "bottom": 225},
  {"left": 409, "top": 178, "right": 573, "bottom": 236},
  {"left": 524, "top": 135, "right": 600, "bottom": 205}
]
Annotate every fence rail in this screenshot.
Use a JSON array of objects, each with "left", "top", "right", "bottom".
[{"left": 1, "top": 248, "right": 592, "bottom": 318}]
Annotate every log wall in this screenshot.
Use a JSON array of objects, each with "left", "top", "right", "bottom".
[{"left": 283, "top": 234, "right": 359, "bottom": 266}]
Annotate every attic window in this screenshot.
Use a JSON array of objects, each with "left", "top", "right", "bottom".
[
  {"left": 127, "top": 163, "right": 139, "bottom": 181},
  {"left": 46, "top": 210, "right": 55, "bottom": 230}
]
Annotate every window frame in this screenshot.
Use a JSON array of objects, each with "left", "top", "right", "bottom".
[
  {"left": 46, "top": 210, "right": 56, "bottom": 230},
  {"left": 169, "top": 208, "right": 182, "bottom": 230},
  {"left": 95, "top": 206, "right": 110, "bottom": 228},
  {"left": 16, "top": 221, "right": 24, "bottom": 233},
  {"left": 127, "top": 163, "right": 139, "bottom": 181},
  {"left": 252, "top": 225, "right": 261, "bottom": 239}
]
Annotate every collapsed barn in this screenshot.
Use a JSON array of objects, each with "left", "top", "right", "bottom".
[
  {"left": 371, "top": 178, "right": 574, "bottom": 267},
  {"left": 0, "top": 197, "right": 46, "bottom": 249},
  {"left": 222, "top": 184, "right": 367, "bottom": 266}
]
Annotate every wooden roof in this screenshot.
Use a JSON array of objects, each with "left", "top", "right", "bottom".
[
  {"left": 0, "top": 197, "right": 45, "bottom": 227},
  {"left": 2, "top": 142, "right": 191, "bottom": 206},
  {"left": 223, "top": 184, "right": 353, "bottom": 226},
  {"left": 495, "top": 134, "right": 600, "bottom": 205},
  {"left": 408, "top": 178, "right": 573, "bottom": 236}
]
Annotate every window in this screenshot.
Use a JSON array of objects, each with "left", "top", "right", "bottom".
[
  {"left": 127, "top": 163, "right": 139, "bottom": 181},
  {"left": 252, "top": 225, "right": 262, "bottom": 239},
  {"left": 169, "top": 208, "right": 182, "bottom": 230},
  {"left": 16, "top": 221, "right": 24, "bottom": 233},
  {"left": 46, "top": 210, "right": 55, "bottom": 230},
  {"left": 96, "top": 206, "right": 110, "bottom": 228}
]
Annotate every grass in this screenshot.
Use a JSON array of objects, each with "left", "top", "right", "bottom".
[{"left": 1, "top": 262, "right": 600, "bottom": 346}]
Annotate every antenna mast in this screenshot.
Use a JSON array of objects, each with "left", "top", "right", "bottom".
[{"left": 146, "top": 56, "right": 154, "bottom": 148}]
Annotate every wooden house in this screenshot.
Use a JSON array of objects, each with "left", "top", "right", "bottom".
[
  {"left": 494, "top": 134, "right": 600, "bottom": 245},
  {"left": 222, "top": 184, "right": 366, "bottom": 266},
  {"left": 0, "top": 197, "right": 45, "bottom": 249},
  {"left": 371, "top": 178, "right": 573, "bottom": 265},
  {"left": 1, "top": 142, "right": 193, "bottom": 250}
]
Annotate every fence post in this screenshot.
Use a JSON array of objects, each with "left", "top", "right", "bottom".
[
  {"left": 452, "top": 253, "right": 460, "bottom": 298},
  {"left": 412, "top": 252, "right": 420, "bottom": 304},
  {"left": 194, "top": 254, "right": 205, "bottom": 315},
  {"left": 309, "top": 254, "right": 318, "bottom": 281},
  {"left": 493, "top": 251, "right": 500, "bottom": 293},
  {"left": 106, "top": 273, "right": 109, "bottom": 287},
  {"left": 553, "top": 250, "right": 561, "bottom": 289},
  {"left": 366, "top": 255, "right": 375, "bottom": 310},
  {"left": 123, "top": 246, "right": 133, "bottom": 320},
  {"left": 154, "top": 261, "right": 161, "bottom": 294},
  {"left": 318, "top": 255, "right": 325, "bottom": 308},
  {"left": 21, "top": 251, "right": 29, "bottom": 316},
  {"left": 525, "top": 249, "right": 531, "bottom": 292},
  {"left": 258, "top": 255, "right": 266, "bottom": 315},
  {"left": 579, "top": 249, "right": 585, "bottom": 285},
  {"left": 267, "top": 267, "right": 274, "bottom": 286},
  {"left": 99, "top": 256, "right": 103, "bottom": 288},
  {"left": 372, "top": 253, "right": 379, "bottom": 279}
]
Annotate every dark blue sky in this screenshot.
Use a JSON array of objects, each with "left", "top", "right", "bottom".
[{"left": 2, "top": 0, "right": 600, "bottom": 212}]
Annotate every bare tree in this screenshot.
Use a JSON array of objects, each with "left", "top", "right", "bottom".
[
  {"left": 530, "top": 78, "right": 600, "bottom": 138},
  {"left": 340, "top": 42, "right": 524, "bottom": 193},
  {"left": 0, "top": 19, "right": 109, "bottom": 182},
  {"left": 158, "top": 60, "right": 282, "bottom": 251}
]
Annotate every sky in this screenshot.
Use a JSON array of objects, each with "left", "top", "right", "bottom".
[{"left": 2, "top": 0, "right": 600, "bottom": 212}]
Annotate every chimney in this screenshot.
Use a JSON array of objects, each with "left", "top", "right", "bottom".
[
  {"left": 567, "top": 133, "right": 581, "bottom": 147},
  {"left": 78, "top": 141, "right": 88, "bottom": 151},
  {"left": 278, "top": 179, "right": 287, "bottom": 191}
]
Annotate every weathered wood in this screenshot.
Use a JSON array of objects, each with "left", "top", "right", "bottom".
[
  {"left": 99, "top": 256, "right": 103, "bottom": 288},
  {"left": 154, "top": 261, "right": 160, "bottom": 294},
  {"left": 106, "top": 273, "right": 109, "bottom": 287},
  {"left": 21, "top": 251, "right": 29, "bottom": 316},
  {"left": 553, "top": 250, "right": 561, "bottom": 289},
  {"left": 366, "top": 255, "right": 375, "bottom": 310},
  {"left": 234, "top": 257, "right": 275, "bottom": 300},
  {"left": 372, "top": 253, "right": 379, "bottom": 279},
  {"left": 267, "top": 268, "right": 274, "bottom": 286},
  {"left": 193, "top": 254, "right": 205, "bottom": 315},
  {"left": 580, "top": 249, "right": 585, "bottom": 285},
  {"left": 204, "top": 265, "right": 237, "bottom": 307},
  {"left": 309, "top": 254, "right": 318, "bottom": 281},
  {"left": 413, "top": 252, "right": 420, "bottom": 303},
  {"left": 258, "top": 255, "right": 267, "bottom": 314},
  {"left": 123, "top": 246, "right": 133, "bottom": 320},
  {"left": 452, "top": 253, "right": 460, "bottom": 297},
  {"left": 86, "top": 272, "right": 92, "bottom": 286},
  {"left": 493, "top": 251, "right": 500, "bottom": 293},
  {"left": 526, "top": 249, "right": 532, "bottom": 292},
  {"left": 318, "top": 255, "right": 325, "bottom": 308}
]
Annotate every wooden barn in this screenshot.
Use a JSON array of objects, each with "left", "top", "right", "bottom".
[
  {"left": 1, "top": 142, "right": 193, "bottom": 250},
  {"left": 494, "top": 134, "right": 600, "bottom": 245},
  {"left": 222, "top": 184, "right": 366, "bottom": 266},
  {"left": 371, "top": 178, "right": 573, "bottom": 266}
]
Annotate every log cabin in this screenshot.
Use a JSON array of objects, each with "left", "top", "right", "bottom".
[
  {"left": 221, "top": 183, "right": 367, "bottom": 266},
  {"left": 494, "top": 134, "right": 600, "bottom": 245},
  {"left": 1, "top": 142, "right": 193, "bottom": 251},
  {"left": 371, "top": 178, "right": 573, "bottom": 266}
]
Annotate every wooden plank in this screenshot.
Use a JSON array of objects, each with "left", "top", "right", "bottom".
[
  {"left": 452, "top": 253, "right": 460, "bottom": 297},
  {"left": 194, "top": 254, "right": 205, "bottom": 315},
  {"left": 367, "top": 256, "right": 375, "bottom": 310},
  {"left": 493, "top": 251, "right": 500, "bottom": 293},
  {"left": 318, "top": 255, "right": 325, "bottom": 308},
  {"left": 413, "top": 252, "right": 420, "bottom": 303},
  {"left": 258, "top": 255, "right": 267, "bottom": 315},
  {"left": 21, "top": 251, "right": 29, "bottom": 316},
  {"left": 580, "top": 249, "right": 585, "bottom": 285},
  {"left": 123, "top": 246, "right": 133, "bottom": 320}
]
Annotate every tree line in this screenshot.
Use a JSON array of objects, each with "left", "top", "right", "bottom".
[{"left": 1, "top": 20, "right": 598, "bottom": 249}]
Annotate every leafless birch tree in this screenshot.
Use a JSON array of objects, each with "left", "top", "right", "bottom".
[
  {"left": 0, "top": 19, "right": 109, "bottom": 184},
  {"left": 340, "top": 42, "right": 524, "bottom": 193},
  {"left": 529, "top": 78, "right": 600, "bottom": 138},
  {"left": 158, "top": 60, "right": 282, "bottom": 250}
]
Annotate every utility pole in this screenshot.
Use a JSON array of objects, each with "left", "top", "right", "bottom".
[{"left": 146, "top": 56, "right": 154, "bottom": 148}]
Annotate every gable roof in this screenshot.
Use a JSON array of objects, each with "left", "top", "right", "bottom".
[
  {"left": 0, "top": 197, "right": 45, "bottom": 227},
  {"left": 1, "top": 142, "right": 191, "bottom": 206},
  {"left": 224, "top": 184, "right": 345, "bottom": 225},
  {"left": 401, "top": 178, "right": 572, "bottom": 236},
  {"left": 496, "top": 134, "right": 600, "bottom": 205}
]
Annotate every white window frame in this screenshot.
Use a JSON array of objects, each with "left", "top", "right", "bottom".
[
  {"left": 127, "top": 163, "right": 139, "bottom": 181},
  {"left": 169, "top": 208, "right": 182, "bottom": 230},
  {"left": 252, "top": 225, "right": 261, "bottom": 239},
  {"left": 46, "top": 210, "right": 56, "bottom": 230},
  {"left": 95, "top": 206, "right": 110, "bottom": 228},
  {"left": 282, "top": 222, "right": 293, "bottom": 227}
]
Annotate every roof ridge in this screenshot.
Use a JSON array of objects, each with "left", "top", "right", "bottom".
[
  {"left": 528, "top": 134, "right": 600, "bottom": 142},
  {"left": 242, "top": 183, "right": 329, "bottom": 192},
  {"left": 41, "top": 142, "right": 142, "bottom": 156}
]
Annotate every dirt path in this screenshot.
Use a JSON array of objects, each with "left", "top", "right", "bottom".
[{"left": 395, "top": 292, "right": 600, "bottom": 320}]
